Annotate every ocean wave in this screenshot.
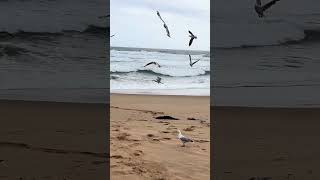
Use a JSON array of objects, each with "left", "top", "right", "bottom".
[
  {"left": 0, "top": 25, "right": 108, "bottom": 40},
  {"left": 111, "top": 47, "right": 209, "bottom": 56},
  {"left": 213, "top": 21, "right": 314, "bottom": 49},
  {"left": 215, "top": 29, "right": 320, "bottom": 49},
  {"left": 111, "top": 69, "right": 210, "bottom": 77},
  {"left": 0, "top": 0, "right": 107, "bottom": 34}
]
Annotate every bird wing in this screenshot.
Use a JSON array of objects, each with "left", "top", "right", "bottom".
[
  {"left": 189, "top": 37, "right": 194, "bottom": 46},
  {"left": 180, "top": 136, "right": 192, "bottom": 143},
  {"left": 262, "top": 0, "right": 280, "bottom": 12},
  {"left": 157, "top": 11, "right": 166, "bottom": 24},
  {"left": 188, "top": 30, "right": 194, "bottom": 36},
  {"left": 144, "top": 62, "right": 153, "bottom": 67},
  {"left": 110, "top": 34, "right": 115, "bottom": 37},
  {"left": 164, "top": 24, "right": 171, "bottom": 37},
  {"left": 189, "top": 55, "right": 192, "bottom": 64},
  {"left": 256, "top": 0, "right": 262, "bottom": 6},
  {"left": 192, "top": 59, "right": 200, "bottom": 66}
]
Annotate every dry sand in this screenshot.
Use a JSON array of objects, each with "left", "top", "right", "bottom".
[
  {"left": 214, "top": 106, "right": 320, "bottom": 180},
  {"left": 0, "top": 100, "right": 108, "bottom": 179},
  {"left": 110, "top": 94, "right": 210, "bottom": 180}
]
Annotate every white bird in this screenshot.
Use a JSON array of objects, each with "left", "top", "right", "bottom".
[
  {"left": 177, "top": 129, "right": 193, "bottom": 147},
  {"left": 255, "top": 0, "right": 281, "bottom": 18}
]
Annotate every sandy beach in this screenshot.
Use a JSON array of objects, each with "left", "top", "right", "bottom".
[
  {"left": 0, "top": 100, "right": 108, "bottom": 179},
  {"left": 110, "top": 94, "right": 210, "bottom": 180},
  {"left": 214, "top": 106, "right": 320, "bottom": 180}
]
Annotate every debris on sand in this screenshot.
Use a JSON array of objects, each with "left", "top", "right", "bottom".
[{"left": 155, "top": 116, "right": 179, "bottom": 120}]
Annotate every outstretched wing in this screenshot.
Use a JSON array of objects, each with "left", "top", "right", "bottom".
[
  {"left": 164, "top": 24, "right": 171, "bottom": 37},
  {"left": 180, "top": 136, "right": 193, "bottom": 143},
  {"left": 256, "top": 0, "right": 262, "bottom": 6},
  {"left": 189, "top": 55, "right": 192, "bottom": 64},
  {"left": 110, "top": 34, "right": 115, "bottom": 37},
  {"left": 144, "top": 62, "right": 153, "bottom": 67},
  {"left": 262, "top": 0, "right": 280, "bottom": 12},
  {"left": 188, "top": 30, "right": 194, "bottom": 36},
  {"left": 157, "top": 11, "right": 166, "bottom": 24},
  {"left": 192, "top": 59, "right": 200, "bottom": 66},
  {"left": 189, "top": 37, "right": 194, "bottom": 46}
]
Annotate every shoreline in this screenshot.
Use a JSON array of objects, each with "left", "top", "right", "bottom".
[
  {"left": 110, "top": 89, "right": 210, "bottom": 97},
  {"left": 111, "top": 92, "right": 210, "bottom": 98}
]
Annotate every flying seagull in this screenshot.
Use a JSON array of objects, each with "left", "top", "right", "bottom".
[
  {"left": 189, "top": 55, "right": 200, "bottom": 67},
  {"left": 177, "top": 129, "right": 193, "bottom": 147},
  {"left": 188, "top": 31, "right": 197, "bottom": 46},
  {"left": 255, "top": 0, "right": 281, "bottom": 18},
  {"left": 144, "top": 61, "right": 161, "bottom": 68},
  {"left": 152, "top": 77, "right": 163, "bottom": 84},
  {"left": 157, "top": 11, "right": 171, "bottom": 38}
]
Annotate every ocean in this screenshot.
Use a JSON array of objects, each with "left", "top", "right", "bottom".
[
  {"left": 110, "top": 47, "right": 210, "bottom": 96},
  {"left": 0, "top": 0, "right": 108, "bottom": 103},
  {"left": 213, "top": 0, "right": 320, "bottom": 107}
]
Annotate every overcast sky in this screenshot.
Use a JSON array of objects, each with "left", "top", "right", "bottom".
[{"left": 110, "top": 0, "right": 210, "bottom": 51}]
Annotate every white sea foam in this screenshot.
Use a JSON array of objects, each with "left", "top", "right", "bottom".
[{"left": 110, "top": 48, "right": 210, "bottom": 95}]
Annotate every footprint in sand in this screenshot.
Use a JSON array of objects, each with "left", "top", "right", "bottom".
[
  {"left": 128, "top": 142, "right": 141, "bottom": 147},
  {"left": 194, "top": 139, "right": 210, "bottom": 143},
  {"left": 160, "top": 131, "right": 170, "bottom": 134},
  {"left": 111, "top": 155, "right": 124, "bottom": 159},
  {"left": 183, "top": 126, "right": 196, "bottom": 131},
  {"left": 133, "top": 150, "right": 144, "bottom": 156},
  {"left": 146, "top": 134, "right": 161, "bottom": 142},
  {"left": 117, "top": 133, "right": 131, "bottom": 141}
]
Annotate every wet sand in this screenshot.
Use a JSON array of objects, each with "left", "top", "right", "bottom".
[
  {"left": 0, "top": 100, "right": 108, "bottom": 179},
  {"left": 110, "top": 94, "right": 210, "bottom": 180},
  {"left": 214, "top": 106, "right": 320, "bottom": 180}
]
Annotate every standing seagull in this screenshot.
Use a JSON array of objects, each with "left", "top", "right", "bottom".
[
  {"left": 153, "top": 77, "right": 163, "bottom": 84},
  {"left": 144, "top": 61, "right": 161, "bottom": 68},
  {"left": 177, "top": 129, "right": 193, "bottom": 147},
  {"left": 157, "top": 11, "right": 171, "bottom": 38},
  {"left": 189, "top": 55, "right": 200, "bottom": 67},
  {"left": 255, "top": 0, "right": 281, "bottom": 18},
  {"left": 188, "top": 31, "right": 197, "bottom": 46}
]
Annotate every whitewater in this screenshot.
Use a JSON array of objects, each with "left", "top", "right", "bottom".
[{"left": 110, "top": 47, "right": 210, "bottom": 96}]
